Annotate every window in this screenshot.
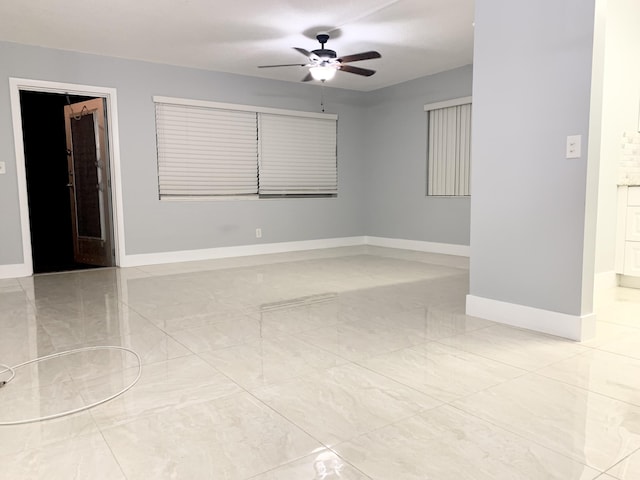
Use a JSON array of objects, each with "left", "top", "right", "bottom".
[
  {"left": 154, "top": 97, "right": 337, "bottom": 199},
  {"left": 259, "top": 114, "right": 337, "bottom": 196},
  {"left": 425, "top": 97, "right": 472, "bottom": 196}
]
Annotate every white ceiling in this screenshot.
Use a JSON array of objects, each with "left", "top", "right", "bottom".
[{"left": 0, "top": 0, "right": 475, "bottom": 92}]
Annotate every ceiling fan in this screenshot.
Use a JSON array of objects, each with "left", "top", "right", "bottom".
[{"left": 258, "top": 33, "right": 381, "bottom": 82}]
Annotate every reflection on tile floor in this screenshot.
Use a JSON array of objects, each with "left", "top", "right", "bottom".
[{"left": 1, "top": 246, "right": 640, "bottom": 479}]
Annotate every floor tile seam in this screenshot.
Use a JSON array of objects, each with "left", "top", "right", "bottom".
[
  {"left": 96, "top": 426, "right": 130, "bottom": 480},
  {"left": 348, "top": 357, "right": 450, "bottom": 405},
  {"left": 326, "top": 408, "right": 435, "bottom": 452},
  {"left": 1, "top": 371, "right": 79, "bottom": 403},
  {"left": 531, "top": 367, "right": 640, "bottom": 409},
  {"left": 242, "top": 447, "right": 372, "bottom": 480},
  {"left": 519, "top": 370, "right": 640, "bottom": 408},
  {"left": 42, "top": 327, "right": 194, "bottom": 357},
  {"left": 597, "top": 319, "right": 640, "bottom": 331},
  {"left": 193, "top": 348, "right": 350, "bottom": 391},
  {"left": 0, "top": 428, "right": 108, "bottom": 467},
  {"left": 528, "top": 348, "right": 597, "bottom": 372},
  {"left": 226, "top": 378, "right": 333, "bottom": 453},
  {"left": 536, "top": 345, "right": 640, "bottom": 369},
  {"left": 253, "top": 318, "right": 346, "bottom": 339},
  {"left": 68, "top": 351, "right": 206, "bottom": 391},
  {"left": 602, "top": 444, "right": 640, "bottom": 478},
  {"left": 406, "top": 335, "right": 511, "bottom": 359},
  {"left": 143, "top": 312, "right": 258, "bottom": 336},
  {"left": 430, "top": 338, "right": 542, "bottom": 371},
  {"left": 242, "top": 367, "right": 436, "bottom": 450},
  {"left": 87, "top": 379, "right": 246, "bottom": 434},
  {"left": 287, "top": 331, "right": 360, "bottom": 362},
  {"left": 348, "top": 307, "right": 442, "bottom": 339},
  {"left": 30, "top": 296, "right": 127, "bottom": 308},
  {"left": 450, "top": 372, "right": 640, "bottom": 470},
  {"left": 162, "top": 322, "right": 278, "bottom": 354},
  {"left": 3, "top": 348, "right": 146, "bottom": 392},
  {"left": 417, "top": 322, "right": 498, "bottom": 343},
  {"left": 246, "top": 360, "right": 384, "bottom": 395},
  {"left": 592, "top": 344, "right": 640, "bottom": 361},
  {"left": 445, "top": 401, "right": 606, "bottom": 474},
  {"left": 68, "top": 366, "right": 143, "bottom": 405},
  {"left": 423, "top": 366, "right": 531, "bottom": 406}
]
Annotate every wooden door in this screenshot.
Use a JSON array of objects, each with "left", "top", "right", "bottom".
[{"left": 64, "top": 98, "right": 114, "bottom": 267}]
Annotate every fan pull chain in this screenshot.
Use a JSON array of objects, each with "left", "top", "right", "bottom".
[{"left": 320, "top": 82, "right": 325, "bottom": 113}]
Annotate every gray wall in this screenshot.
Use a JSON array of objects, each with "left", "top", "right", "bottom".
[
  {"left": 0, "top": 41, "right": 369, "bottom": 262},
  {"left": 0, "top": 41, "right": 474, "bottom": 268},
  {"left": 469, "top": 0, "right": 597, "bottom": 315},
  {"left": 363, "top": 66, "right": 473, "bottom": 244}
]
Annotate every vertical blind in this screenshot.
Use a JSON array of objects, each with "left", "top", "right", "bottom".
[
  {"left": 155, "top": 103, "right": 258, "bottom": 197},
  {"left": 154, "top": 98, "right": 338, "bottom": 199},
  {"left": 427, "top": 102, "right": 472, "bottom": 196},
  {"left": 259, "top": 114, "right": 337, "bottom": 195}
]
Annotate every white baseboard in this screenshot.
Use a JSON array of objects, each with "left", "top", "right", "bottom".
[
  {"left": 0, "top": 263, "right": 31, "bottom": 279},
  {"left": 120, "top": 236, "right": 367, "bottom": 267},
  {"left": 365, "top": 236, "right": 470, "bottom": 257},
  {"left": 466, "top": 294, "right": 596, "bottom": 341},
  {"left": 0, "top": 236, "right": 471, "bottom": 276}
]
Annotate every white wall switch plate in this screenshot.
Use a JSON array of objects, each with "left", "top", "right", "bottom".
[
  {"left": 566, "top": 135, "right": 582, "bottom": 159},
  {"left": 0, "top": 161, "right": 5, "bottom": 174}
]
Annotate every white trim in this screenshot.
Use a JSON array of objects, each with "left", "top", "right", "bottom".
[
  {"left": 120, "top": 236, "right": 366, "bottom": 267},
  {"left": 0, "top": 233, "right": 471, "bottom": 278},
  {"left": 9, "top": 78, "right": 126, "bottom": 274},
  {"left": 424, "top": 96, "right": 473, "bottom": 112},
  {"left": 365, "top": 236, "right": 470, "bottom": 257},
  {"left": 153, "top": 96, "right": 337, "bottom": 120},
  {"left": 8, "top": 81, "right": 33, "bottom": 275},
  {"left": 465, "top": 294, "right": 597, "bottom": 341},
  {"left": 0, "top": 263, "right": 31, "bottom": 279}
]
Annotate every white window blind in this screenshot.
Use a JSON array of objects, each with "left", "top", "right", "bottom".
[
  {"left": 258, "top": 114, "right": 337, "bottom": 195},
  {"left": 155, "top": 103, "right": 258, "bottom": 197},
  {"left": 426, "top": 99, "right": 472, "bottom": 196}
]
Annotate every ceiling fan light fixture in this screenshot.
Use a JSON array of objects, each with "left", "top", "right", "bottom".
[{"left": 309, "top": 65, "right": 337, "bottom": 81}]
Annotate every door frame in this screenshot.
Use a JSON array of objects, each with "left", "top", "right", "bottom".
[{"left": 9, "top": 78, "right": 126, "bottom": 275}]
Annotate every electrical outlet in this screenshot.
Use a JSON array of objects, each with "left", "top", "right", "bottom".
[
  {"left": 256, "top": 228, "right": 262, "bottom": 239},
  {"left": 0, "top": 161, "right": 6, "bottom": 174},
  {"left": 566, "top": 135, "right": 581, "bottom": 159}
]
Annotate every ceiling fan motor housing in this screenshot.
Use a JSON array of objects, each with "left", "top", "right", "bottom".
[
  {"left": 312, "top": 49, "right": 337, "bottom": 61},
  {"left": 313, "top": 33, "right": 337, "bottom": 62}
]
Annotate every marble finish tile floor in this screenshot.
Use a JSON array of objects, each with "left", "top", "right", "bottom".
[{"left": 0, "top": 246, "right": 639, "bottom": 479}]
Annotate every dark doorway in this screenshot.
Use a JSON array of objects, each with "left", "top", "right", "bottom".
[{"left": 20, "top": 91, "right": 115, "bottom": 274}]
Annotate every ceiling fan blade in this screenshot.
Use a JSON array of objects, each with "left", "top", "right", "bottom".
[
  {"left": 302, "top": 72, "right": 313, "bottom": 82},
  {"left": 294, "top": 47, "right": 321, "bottom": 62},
  {"left": 338, "top": 51, "right": 381, "bottom": 63},
  {"left": 258, "top": 63, "right": 307, "bottom": 68},
  {"left": 293, "top": 47, "right": 312, "bottom": 57},
  {"left": 338, "top": 64, "right": 376, "bottom": 77}
]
